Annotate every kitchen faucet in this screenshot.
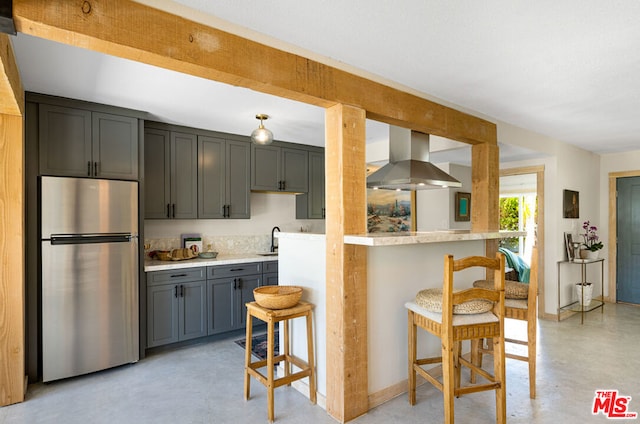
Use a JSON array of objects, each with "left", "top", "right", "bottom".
[{"left": 270, "top": 226, "right": 281, "bottom": 252}]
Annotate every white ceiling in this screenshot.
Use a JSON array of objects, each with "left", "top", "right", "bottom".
[{"left": 10, "top": 1, "right": 640, "bottom": 163}]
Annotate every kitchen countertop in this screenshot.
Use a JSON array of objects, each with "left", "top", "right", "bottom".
[
  {"left": 144, "top": 253, "right": 278, "bottom": 272},
  {"left": 275, "top": 230, "right": 526, "bottom": 246},
  {"left": 343, "top": 230, "right": 526, "bottom": 246}
]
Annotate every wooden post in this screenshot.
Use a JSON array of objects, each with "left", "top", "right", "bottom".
[
  {"left": 0, "top": 33, "right": 25, "bottom": 406},
  {"left": 325, "top": 104, "right": 368, "bottom": 422}
]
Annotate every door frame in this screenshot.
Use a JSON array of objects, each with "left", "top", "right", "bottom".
[
  {"left": 608, "top": 170, "right": 640, "bottom": 303},
  {"left": 500, "top": 166, "right": 546, "bottom": 319}
]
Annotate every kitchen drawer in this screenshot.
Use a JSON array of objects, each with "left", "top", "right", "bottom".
[
  {"left": 207, "top": 262, "right": 262, "bottom": 279},
  {"left": 263, "top": 260, "right": 278, "bottom": 274},
  {"left": 147, "top": 267, "right": 206, "bottom": 286}
]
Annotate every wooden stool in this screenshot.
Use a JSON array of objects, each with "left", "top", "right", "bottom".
[{"left": 244, "top": 300, "right": 316, "bottom": 422}]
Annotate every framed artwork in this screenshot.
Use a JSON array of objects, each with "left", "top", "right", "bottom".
[
  {"left": 367, "top": 189, "right": 416, "bottom": 233},
  {"left": 564, "top": 232, "right": 574, "bottom": 261},
  {"left": 563, "top": 189, "right": 579, "bottom": 218},
  {"left": 454, "top": 192, "right": 471, "bottom": 222}
]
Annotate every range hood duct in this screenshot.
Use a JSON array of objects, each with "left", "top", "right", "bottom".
[{"left": 367, "top": 126, "right": 462, "bottom": 190}]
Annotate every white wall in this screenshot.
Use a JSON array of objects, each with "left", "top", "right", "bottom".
[
  {"left": 498, "top": 123, "right": 604, "bottom": 314},
  {"left": 416, "top": 163, "right": 472, "bottom": 231},
  {"left": 144, "top": 192, "right": 325, "bottom": 248}
]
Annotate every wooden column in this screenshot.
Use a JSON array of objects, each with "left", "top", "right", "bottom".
[
  {"left": 325, "top": 104, "right": 368, "bottom": 422},
  {"left": 471, "top": 142, "right": 499, "bottom": 233},
  {"left": 0, "top": 33, "right": 25, "bottom": 406},
  {"left": 471, "top": 141, "right": 500, "bottom": 261}
]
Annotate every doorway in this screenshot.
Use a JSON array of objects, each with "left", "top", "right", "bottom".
[
  {"left": 615, "top": 176, "right": 640, "bottom": 304},
  {"left": 500, "top": 166, "right": 546, "bottom": 318}
]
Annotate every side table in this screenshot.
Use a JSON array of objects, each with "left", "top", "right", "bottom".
[{"left": 557, "top": 258, "right": 605, "bottom": 324}]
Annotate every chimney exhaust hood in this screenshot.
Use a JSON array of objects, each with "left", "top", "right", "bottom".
[{"left": 367, "top": 126, "right": 462, "bottom": 191}]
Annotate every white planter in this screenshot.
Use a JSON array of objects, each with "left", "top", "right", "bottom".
[
  {"left": 575, "top": 283, "right": 593, "bottom": 306},
  {"left": 580, "top": 249, "right": 600, "bottom": 260}
]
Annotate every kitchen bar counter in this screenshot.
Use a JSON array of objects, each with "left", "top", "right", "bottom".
[
  {"left": 144, "top": 253, "right": 278, "bottom": 272},
  {"left": 276, "top": 230, "right": 525, "bottom": 246},
  {"left": 344, "top": 230, "right": 525, "bottom": 246}
]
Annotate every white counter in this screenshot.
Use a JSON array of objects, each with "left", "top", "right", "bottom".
[
  {"left": 144, "top": 253, "right": 278, "bottom": 272},
  {"left": 344, "top": 230, "right": 525, "bottom": 246}
]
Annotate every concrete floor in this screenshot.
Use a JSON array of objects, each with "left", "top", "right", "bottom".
[{"left": 2, "top": 303, "right": 639, "bottom": 423}]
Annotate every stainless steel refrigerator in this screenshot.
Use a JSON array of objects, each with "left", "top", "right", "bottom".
[{"left": 41, "top": 176, "right": 139, "bottom": 382}]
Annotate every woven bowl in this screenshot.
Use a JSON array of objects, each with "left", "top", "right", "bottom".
[
  {"left": 155, "top": 251, "right": 171, "bottom": 261},
  {"left": 253, "top": 286, "right": 303, "bottom": 309}
]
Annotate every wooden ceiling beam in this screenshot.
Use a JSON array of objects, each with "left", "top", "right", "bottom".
[{"left": 13, "top": 0, "right": 496, "bottom": 145}]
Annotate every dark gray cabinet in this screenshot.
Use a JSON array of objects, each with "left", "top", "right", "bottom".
[
  {"left": 144, "top": 127, "right": 197, "bottom": 219},
  {"left": 251, "top": 144, "right": 308, "bottom": 193},
  {"left": 296, "top": 149, "right": 325, "bottom": 219},
  {"left": 39, "top": 104, "right": 138, "bottom": 180},
  {"left": 262, "top": 260, "right": 279, "bottom": 286},
  {"left": 198, "top": 136, "right": 250, "bottom": 219},
  {"left": 146, "top": 268, "right": 207, "bottom": 348},
  {"left": 207, "top": 263, "right": 262, "bottom": 335}
]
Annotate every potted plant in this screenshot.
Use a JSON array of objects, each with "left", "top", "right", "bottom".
[
  {"left": 579, "top": 220, "right": 603, "bottom": 259},
  {"left": 576, "top": 281, "right": 593, "bottom": 306}
]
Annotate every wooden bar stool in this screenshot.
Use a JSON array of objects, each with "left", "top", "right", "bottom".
[{"left": 244, "top": 300, "right": 316, "bottom": 422}]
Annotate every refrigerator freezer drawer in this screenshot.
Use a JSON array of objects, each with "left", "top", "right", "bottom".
[
  {"left": 42, "top": 239, "right": 139, "bottom": 382},
  {"left": 41, "top": 176, "right": 138, "bottom": 237}
]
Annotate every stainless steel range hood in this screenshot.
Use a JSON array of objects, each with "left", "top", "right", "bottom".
[{"left": 367, "top": 126, "right": 462, "bottom": 190}]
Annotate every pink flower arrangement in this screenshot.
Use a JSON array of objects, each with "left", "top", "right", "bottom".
[{"left": 581, "top": 220, "right": 603, "bottom": 252}]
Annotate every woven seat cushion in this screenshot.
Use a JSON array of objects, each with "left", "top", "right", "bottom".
[
  {"left": 505, "top": 298, "right": 528, "bottom": 309},
  {"left": 415, "top": 288, "right": 494, "bottom": 315},
  {"left": 406, "top": 301, "right": 498, "bottom": 325},
  {"left": 473, "top": 279, "right": 529, "bottom": 299}
]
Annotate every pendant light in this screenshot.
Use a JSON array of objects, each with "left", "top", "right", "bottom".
[{"left": 251, "top": 114, "right": 273, "bottom": 145}]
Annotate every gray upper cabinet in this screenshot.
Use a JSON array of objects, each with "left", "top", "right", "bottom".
[
  {"left": 199, "top": 136, "right": 250, "bottom": 219},
  {"left": 171, "top": 132, "right": 198, "bottom": 219},
  {"left": 144, "top": 127, "right": 197, "bottom": 219},
  {"left": 251, "top": 144, "right": 309, "bottom": 193},
  {"left": 296, "top": 149, "right": 325, "bottom": 219},
  {"left": 38, "top": 103, "right": 138, "bottom": 180},
  {"left": 144, "top": 128, "right": 171, "bottom": 219}
]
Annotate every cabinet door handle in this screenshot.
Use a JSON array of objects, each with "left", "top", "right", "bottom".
[
  {"left": 170, "top": 273, "right": 187, "bottom": 278},
  {"left": 94, "top": 161, "right": 98, "bottom": 176},
  {"left": 233, "top": 278, "right": 237, "bottom": 290},
  {"left": 172, "top": 204, "right": 176, "bottom": 218},
  {"left": 281, "top": 180, "right": 286, "bottom": 191},
  {"left": 226, "top": 204, "right": 230, "bottom": 218},
  {"left": 237, "top": 278, "right": 243, "bottom": 290},
  {"left": 87, "top": 161, "right": 92, "bottom": 177},
  {"left": 174, "top": 285, "right": 178, "bottom": 298},
  {"left": 230, "top": 268, "right": 244, "bottom": 272},
  {"left": 167, "top": 204, "right": 171, "bottom": 218},
  {"left": 180, "top": 285, "right": 185, "bottom": 297}
]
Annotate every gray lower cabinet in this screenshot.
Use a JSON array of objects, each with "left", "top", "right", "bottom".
[
  {"left": 144, "top": 127, "right": 198, "bottom": 219},
  {"left": 146, "top": 268, "right": 207, "bottom": 348},
  {"left": 251, "top": 144, "right": 308, "bottom": 193},
  {"left": 146, "top": 261, "right": 276, "bottom": 348},
  {"left": 296, "top": 149, "right": 325, "bottom": 219},
  {"left": 39, "top": 103, "right": 138, "bottom": 180},
  {"left": 198, "top": 136, "right": 250, "bottom": 219},
  {"left": 262, "top": 260, "right": 279, "bottom": 286},
  {"left": 207, "top": 263, "right": 262, "bottom": 335}
]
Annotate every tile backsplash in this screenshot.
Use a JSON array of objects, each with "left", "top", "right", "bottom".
[{"left": 145, "top": 234, "right": 271, "bottom": 255}]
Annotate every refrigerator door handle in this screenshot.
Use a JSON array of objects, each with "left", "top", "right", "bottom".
[{"left": 50, "top": 233, "right": 133, "bottom": 245}]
